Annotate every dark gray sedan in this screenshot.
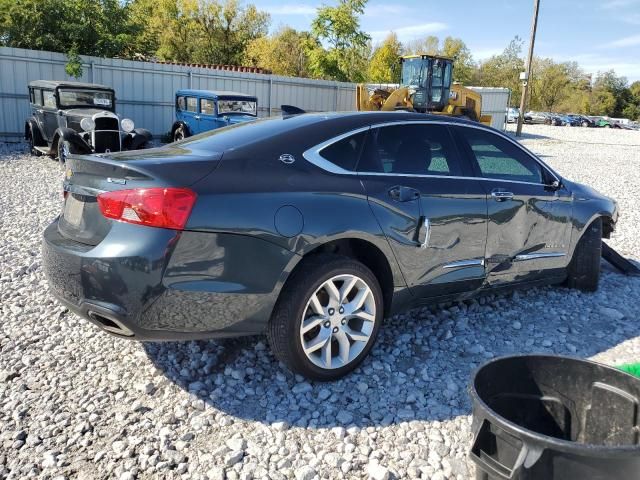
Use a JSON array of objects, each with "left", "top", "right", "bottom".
[{"left": 43, "top": 112, "right": 618, "bottom": 380}]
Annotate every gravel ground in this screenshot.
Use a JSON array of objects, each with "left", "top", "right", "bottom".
[{"left": 1, "top": 125, "right": 640, "bottom": 480}]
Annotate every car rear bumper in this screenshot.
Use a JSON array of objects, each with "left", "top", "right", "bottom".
[{"left": 42, "top": 219, "right": 296, "bottom": 340}]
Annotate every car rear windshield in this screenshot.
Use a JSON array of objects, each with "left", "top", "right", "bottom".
[
  {"left": 58, "top": 89, "right": 114, "bottom": 109},
  {"left": 218, "top": 98, "right": 257, "bottom": 116},
  {"left": 179, "top": 115, "right": 321, "bottom": 151}
]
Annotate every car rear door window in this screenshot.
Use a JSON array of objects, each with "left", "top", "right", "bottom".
[
  {"left": 176, "top": 96, "right": 185, "bottom": 111},
  {"left": 201, "top": 98, "right": 215, "bottom": 115},
  {"left": 43, "top": 90, "right": 56, "bottom": 108},
  {"left": 358, "top": 123, "right": 462, "bottom": 176},
  {"left": 318, "top": 131, "right": 367, "bottom": 171},
  {"left": 186, "top": 97, "right": 197, "bottom": 112},
  {"left": 456, "top": 127, "right": 543, "bottom": 183}
]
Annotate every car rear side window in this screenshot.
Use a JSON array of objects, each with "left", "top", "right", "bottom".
[
  {"left": 176, "top": 96, "right": 185, "bottom": 111},
  {"left": 318, "top": 131, "right": 367, "bottom": 172},
  {"left": 456, "top": 127, "right": 543, "bottom": 183},
  {"left": 186, "top": 97, "right": 197, "bottom": 112},
  {"left": 358, "top": 124, "right": 462, "bottom": 176},
  {"left": 201, "top": 98, "right": 215, "bottom": 115}
]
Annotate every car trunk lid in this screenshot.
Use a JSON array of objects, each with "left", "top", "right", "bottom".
[{"left": 58, "top": 144, "right": 222, "bottom": 246}]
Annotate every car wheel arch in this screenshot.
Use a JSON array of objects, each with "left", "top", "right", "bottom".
[{"left": 278, "top": 237, "right": 397, "bottom": 318}]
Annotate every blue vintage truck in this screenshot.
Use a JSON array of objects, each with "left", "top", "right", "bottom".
[{"left": 170, "top": 89, "right": 258, "bottom": 142}]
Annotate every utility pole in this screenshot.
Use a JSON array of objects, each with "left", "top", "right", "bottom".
[{"left": 516, "top": 0, "right": 541, "bottom": 136}]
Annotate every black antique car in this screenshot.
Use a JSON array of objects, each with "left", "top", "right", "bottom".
[{"left": 25, "top": 80, "right": 151, "bottom": 161}]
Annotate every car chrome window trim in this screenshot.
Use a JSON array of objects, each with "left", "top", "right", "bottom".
[
  {"left": 302, "top": 120, "right": 561, "bottom": 186},
  {"left": 442, "top": 258, "right": 485, "bottom": 269},
  {"left": 514, "top": 252, "right": 566, "bottom": 262}
]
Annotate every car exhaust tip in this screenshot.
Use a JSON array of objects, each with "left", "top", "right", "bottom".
[{"left": 87, "top": 311, "right": 134, "bottom": 337}]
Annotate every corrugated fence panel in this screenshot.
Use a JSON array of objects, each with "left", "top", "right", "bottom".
[
  {"left": 0, "top": 46, "right": 507, "bottom": 140},
  {"left": 0, "top": 46, "right": 356, "bottom": 141},
  {"left": 468, "top": 87, "right": 511, "bottom": 130}
]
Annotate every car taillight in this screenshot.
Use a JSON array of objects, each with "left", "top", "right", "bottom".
[{"left": 97, "top": 188, "right": 197, "bottom": 230}]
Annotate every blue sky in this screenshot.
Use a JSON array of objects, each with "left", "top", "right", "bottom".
[{"left": 252, "top": 0, "right": 640, "bottom": 82}]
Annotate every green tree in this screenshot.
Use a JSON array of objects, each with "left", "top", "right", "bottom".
[
  {"left": 529, "top": 59, "right": 571, "bottom": 111},
  {"left": 441, "top": 37, "right": 474, "bottom": 84},
  {"left": 0, "top": 0, "right": 139, "bottom": 58},
  {"left": 476, "top": 36, "right": 525, "bottom": 106},
  {"left": 403, "top": 35, "right": 439, "bottom": 56},
  {"left": 367, "top": 32, "right": 402, "bottom": 83},
  {"left": 307, "top": 0, "right": 371, "bottom": 82},
  {"left": 244, "top": 27, "right": 312, "bottom": 77}
]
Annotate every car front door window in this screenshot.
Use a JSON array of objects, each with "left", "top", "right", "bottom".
[{"left": 43, "top": 90, "right": 56, "bottom": 109}]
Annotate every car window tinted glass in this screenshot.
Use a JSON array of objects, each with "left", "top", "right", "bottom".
[
  {"left": 359, "top": 124, "right": 461, "bottom": 176},
  {"left": 43, "top": 90, "right": 56, "bottom": 108},
  {"left": 201, "top": 98, "right": 215, "bottom": 115},
  {"left": 176, "top": 96, "right": 185, "bottom": 110},
  {"left": 319, "top": 131, "right": 367, "bottom": 171},
  {"left": 457, "top": 127, "right": 543, "bottom": 183},
  {"left": 186, "top": 97, "right": 197, "bottom": 112}
]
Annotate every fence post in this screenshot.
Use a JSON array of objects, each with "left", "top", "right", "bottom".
[
  {"left": 89, "top": 62, "right": 94, "bottom": 83},
  {"left": 188, "top": 70, "right": 193, "bottom": 89},
  {"left": 268, "top": 77, "right": 273, "bottom": 117},
  {"left": 334, "top": 83, "right": 339, "bottom": 111}
]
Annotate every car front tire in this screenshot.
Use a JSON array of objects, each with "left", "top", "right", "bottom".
[
  {"left": 566, "top": 218, "right": 602, "bottom": 292},
  {"left": 267, "top": 254, "right": 383, "bottom": 381}
]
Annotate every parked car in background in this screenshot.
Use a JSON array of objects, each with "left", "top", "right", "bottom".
[
  {"left": 593, "top": 117, "right": 621, "bottom": 128},
  {"left": 569, "top": 115, "right": 595, "bottom": 127},
  {"left": 524, "top": 111, "right": 548, "bottom": 124},
  {"left": 556, "top": 114, "right": 580, "bottom": 127},
  {"left": 506, "top": 107, "right": 519, "bottom": 123},
  {"left": 170, "top": 90, "right": 258, "bottom": 142},
  {"left": 25, "top": 80, "right": 151, "bottom": 161},
  {"left": 43, "top": 112, "right": 618, "bottom": 380}
]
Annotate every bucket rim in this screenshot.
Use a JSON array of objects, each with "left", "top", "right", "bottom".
[{"left": 468, "top": 353, "right": 640, "bottom": 456}]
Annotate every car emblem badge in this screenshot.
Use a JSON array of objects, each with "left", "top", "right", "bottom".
[{"left": 279, "top": 154, "right": 295, "bottom": 165}]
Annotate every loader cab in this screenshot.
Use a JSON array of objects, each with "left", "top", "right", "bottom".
[{"left": 400, "top": 55, "right": 452, "bottom": 113}]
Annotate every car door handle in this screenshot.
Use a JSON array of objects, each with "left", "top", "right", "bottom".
[
  {"left": 491, "top": 190, "right": 514, "bottom": 201},
  {"left": 389, "top": 186, "right": 420, "bottom": 202},
  {"left": 194, "top": 115, "right": 201, "bottom": 120}
]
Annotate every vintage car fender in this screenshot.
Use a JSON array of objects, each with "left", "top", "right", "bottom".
[
  {"left": 24, "top": 118, "right": 46, "bottom": 146},
  {"left": 56, "top": 127, "right": 93, "bottom": 155},
  {"left": 122, "top": 128, "right": 152, "bottom": 150}
]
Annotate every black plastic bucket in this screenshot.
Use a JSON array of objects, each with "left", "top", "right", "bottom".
[{"left": 469, "top": 355, "right": 640, "bottom": 480}]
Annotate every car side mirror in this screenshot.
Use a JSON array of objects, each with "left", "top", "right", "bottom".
[{"left": 545, "top": 179, "right": 561, "bottom": 191}]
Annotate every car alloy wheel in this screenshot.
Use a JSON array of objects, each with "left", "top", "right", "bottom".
[{"left": 299, "top": 274, "right": 376, "bottom": 370}]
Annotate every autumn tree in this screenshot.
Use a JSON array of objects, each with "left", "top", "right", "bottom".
[
  {"left": 367, "top": 33, "right": 402, "bottom": 83},
  {"left": 244, "top": 27, "right": 312, "bottom": 77},
  {"left": 306, "top": 0, "right": 371, "bottom": 82},
  {"left": 475, "top": 36, "right": 525, "bottom": 106}
]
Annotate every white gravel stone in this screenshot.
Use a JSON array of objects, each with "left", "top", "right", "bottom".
[{"left": 1, "top": 126, "right": 639, "bottom": 479}]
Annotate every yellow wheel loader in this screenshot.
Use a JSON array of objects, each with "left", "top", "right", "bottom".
[{"left": 357, "top": 55, "right": 492, "bottom": 126}]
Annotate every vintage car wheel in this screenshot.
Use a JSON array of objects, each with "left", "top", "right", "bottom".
[
  {"left": 267, "top": 254, "right": 383, "bottom": 381},
  {"left": 173, "top": 125, "right": 187, "bottom": 142},
  {"left": 566, "top": 218, "right": 602, "bottom": 292},
  {"left": 28, "top": 128, "right": 43, "bottom": 157}
]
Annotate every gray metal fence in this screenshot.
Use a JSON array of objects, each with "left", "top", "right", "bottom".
[
  {"left": 0, "top": 46, "right": 510, "bottom": 141},
  {"left": 0, "top": 47, "right": 357, "bottom": 141}
]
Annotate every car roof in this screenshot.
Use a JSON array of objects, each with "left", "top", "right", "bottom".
[
  {"left": 28, "top": 80, "right": 113, "bottom": 90},
  {"left": 176, "top": 89, "right": 257, "bottom": 100}
]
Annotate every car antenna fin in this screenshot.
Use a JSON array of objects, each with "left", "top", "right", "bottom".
[{"left": 281, "top": 105, "right": 306, "bottom": 118}]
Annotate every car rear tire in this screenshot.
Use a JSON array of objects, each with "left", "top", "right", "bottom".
[
  {"left": 566, "top": 218, "right": 602, "bottom": 292},
  {"left": 267, "top": 254, "right": 383, "bottom": 381},
  {"left": 28, "top": 128, "right": 42, "bottom": 157}
]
